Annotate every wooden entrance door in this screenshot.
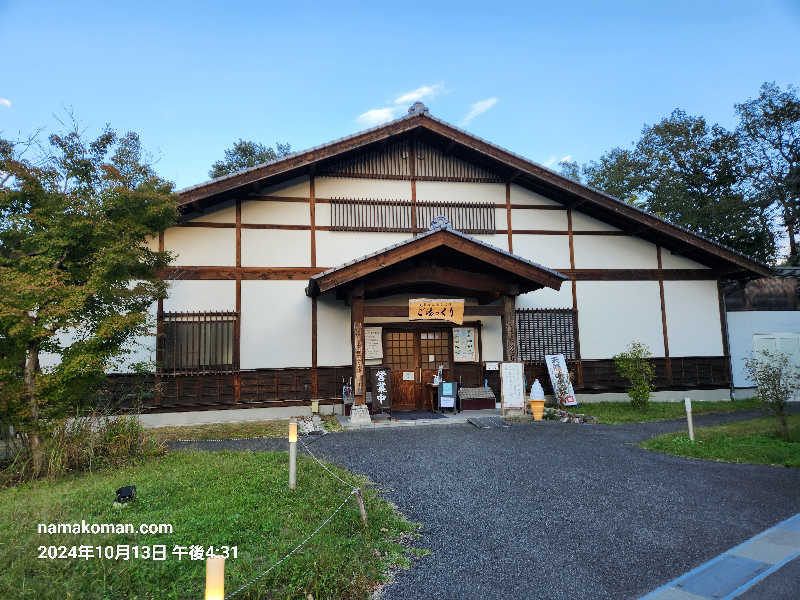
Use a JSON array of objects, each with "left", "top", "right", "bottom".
[{"left": 382, "top": 328, "right": 452, "bottom": 410}]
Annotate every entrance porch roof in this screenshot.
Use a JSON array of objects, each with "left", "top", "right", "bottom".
[{"left": 305, "top": 221, "right": 568, "bottom": 302}]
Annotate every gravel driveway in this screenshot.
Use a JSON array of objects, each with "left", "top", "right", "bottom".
[{"left": 171, "top": 412, "right": 800, "bottom": 599}]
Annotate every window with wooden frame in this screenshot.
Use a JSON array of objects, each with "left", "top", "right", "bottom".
[
  {"left": 516, "top": 308, "right": 576, "bottom": 362},
  {"left": 159, "top": 311, "right": 238, "bottom": 374},
  {"left": 329, "top": 198, "right": 495, "bottom": 233}
]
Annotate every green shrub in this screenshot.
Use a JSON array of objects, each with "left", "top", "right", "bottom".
[
  {"left": 1, "top": 409, "right": 164, "bottom": 486},
  {"left": 745, "top": 349, "right": 798, "bottom": 442},
  {"left": 614, "top": 341, "right": 655, "bottom": 409}
]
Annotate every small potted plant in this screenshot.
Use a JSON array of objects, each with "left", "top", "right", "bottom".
[{"left": 529, "top": 379, "right": 546, "bottom": 420}]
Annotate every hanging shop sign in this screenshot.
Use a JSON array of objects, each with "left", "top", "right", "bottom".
[
  {"left": 453, "top": 327, "right": 477, "bottom": 362},
  {"left": 409, "top": 298, "right": 465, "bottom": 325},
  {"left": 500, "top": 361, "right": 525, "bottom": 414},
  {"left": 365, "top": 327, "right": 383, "bottom": 360},
  {"left": 370, "top": 366, "right": 392, "bottom": 412},
  {"left": 545, "top": 354, "right": 577, "bottom": 407}
]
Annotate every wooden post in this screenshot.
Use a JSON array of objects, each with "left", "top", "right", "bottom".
[
  {"left": 351, "top": 290, "right": 366, "bottom": 405},
  {"left": 684, "top": 397, "right": 695, "bottom": 441},
  {"left": 500, "top": 295, "right": 518, "bottom": 362},
  {"left": 354, "top": 488, "right": 368, "bottom": 524}
]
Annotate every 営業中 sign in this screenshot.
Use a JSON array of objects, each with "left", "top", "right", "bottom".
[
  {"left": 370, "top": 366, "right": 392, "bottom": 412},
  {"left": 409, "top": 298, "right": 465, "bottom": 325}
]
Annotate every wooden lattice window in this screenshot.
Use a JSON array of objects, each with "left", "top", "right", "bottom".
[
  {"left": 516, "top": 309, "right": 576, "bottom": 362},
  {"left": 420, "top": 330, "right": 450, "bottom": 369},
  {"left": 329, "top": 198, "right": 495, "bottom": 233},
  {"left": 383, "top": 331, "right": 416, "bottom": 371},
  {"left": 159, "top": 312, "right": 237, "bottom": 375}
]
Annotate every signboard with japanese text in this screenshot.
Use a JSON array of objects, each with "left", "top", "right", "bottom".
[
  {"left": 370, "top": 366, "right": 392, "bottom": 413},
  {"left": 408, "top": 298, "right": 465, "bottom": 325},
  {"left": 365, "top": 327, "right": 383, "bottom": 360},
  {"left": 500, "top": 362, "right": 525, "bottom": 414},
  {"left": 545, "top": 354, "right": 577, "bottom": 407},
  {"left": 453, "top": 327, "right": 477, "bottom": 362}
]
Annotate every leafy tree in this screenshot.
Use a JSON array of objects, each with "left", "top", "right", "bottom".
[
  {"left": 579, "top": 110, "right": 776, "bottom": 262},
  {"left": 558, "top": 160, "right": 582, "bottom": 183},
  {"left": 735, "top": 82, "right": 800, "bottom": 264},
  {"left": 209, "top": 139, "right": 292, "bottom": 179},
  {"left": 0, "top": 122, "right": 177, "bottom": 473},
  {"left": 583, "top": 147, "right": 647, "bottom": 207}
]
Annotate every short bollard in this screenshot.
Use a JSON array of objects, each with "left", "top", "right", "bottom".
[
  {"left": 204, "top": 555, "right": 225, "bottom": 600},
  {"left": 288, "top": 420, "right": 298, "bottom": 490},
  {"left": 684, "top": 397, "right": 695, "bottom": 441}
]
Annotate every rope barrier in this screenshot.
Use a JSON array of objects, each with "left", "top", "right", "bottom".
[{"left": 223, "top": 487, "right": 360, "bottom": 600}]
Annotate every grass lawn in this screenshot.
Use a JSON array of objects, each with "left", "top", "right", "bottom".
[
  {"left": 0, "top": 451, "right": 422, "bottom": 599},
  {"left": 581, "top": 399, "right": 761, "bottom": 424},
  {"left": 150, "top": 415, "right": 342, "bottom": 443},
  {"left": 640, "top": 415, "right": 800, "bottom": 467}
]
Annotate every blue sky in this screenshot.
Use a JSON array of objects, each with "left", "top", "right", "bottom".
[{"left": 1, "top": 0, "right": 798, "bottom": 190}]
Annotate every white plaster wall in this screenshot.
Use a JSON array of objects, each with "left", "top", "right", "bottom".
[
  {"left": 317, "top": 296, "right": 351, "bottom": 366},
  {"left": 509, "top": 184, "right": 561, "bottom": 206},
  {"left": 186, "top": 199, "right": 237, "bottom": 223},
  {"left": 316, "top": 231, "right": 408, "bottom": 267},
  {"left": 240, "top": 281, "right": 311, "bottom": 368},
  {"left": 471, "top": 233, "right": 510, "bottom": 249},
  {"left": 164, "top": 227, "right": 235, "bottom": 266},
  {"left": 663, "top": 280, "right": 722, "bottom": 357},
  {"left": 660, "top": 249, "right": 710, "bottom": 269},
  {"left": 163, "top": 280, "right": 236, "bottom": 312},
  {"left": 727, "top": 311, "right": 800, "bottom": 388},
  {"left": 576, "top": 281, "right": 665, "bottom": 358},
  {"left": 314, "top": 176, "right": 411, "bottom": 199},
  {"left": 144, "top": 234, "right": 160, "bottom": 252},
  {"left": 415, "top": 181, "right": 504, "bottom": 204},
  {"left": 481, "top": 316, "right": 503, "bottom": 361},
  {"left": 570, "top": 211, "right": 621, "bottom": 232},
  {"left": 511, "top": 208, "right": 568, "bottom": 230},
  {"left": 517, "top": 285, "right": 573, "bottom": 309},
  {"left": 242, "top": 229, "right": 310, "bottom": 267},
  {"left": 258, "top": 175, "right": 310, "bottom": 197},
  {"left": 242, "top": 199, "right": 310, "bottom": 225},
  {"left": 511, "top": 234, "right": 571, "bottom": 270},
  {"left": 573, "top": 235, "right": 658, "bottom": 269}
]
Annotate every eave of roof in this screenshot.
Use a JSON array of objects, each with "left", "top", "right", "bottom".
[{"left": 178, "top": 107, "right": 771, "bottom": 279}]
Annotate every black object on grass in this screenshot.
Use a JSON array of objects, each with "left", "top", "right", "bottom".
[{"left": 116, "top": 485, "right": 136, "bottom": 503}]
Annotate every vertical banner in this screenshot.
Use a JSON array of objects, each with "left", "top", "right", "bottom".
[{"left": 545, "top": 354, "right": 577, "bottom": 407}]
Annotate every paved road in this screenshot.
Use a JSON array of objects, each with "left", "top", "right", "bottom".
[{"left": 171, "top": 412, "right": 800, "bottom": 599}]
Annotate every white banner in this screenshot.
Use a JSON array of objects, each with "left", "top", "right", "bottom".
[{"left": 545, "top": 354, "right": 577, "bottom": 407}]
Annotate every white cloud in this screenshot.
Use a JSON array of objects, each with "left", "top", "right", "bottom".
[
  {"left": 543, "top": 156, "right": 557, "bottom": 168},
  {"left": 393, "top": 84, "right": 443, "bottom": 105},
  {"left": 0, "top": 98, "right": 11, "bottom": 108},
  {"left": 559, "top": 155, "right": 572, "bottom": 163},
  {"left": 460, "top": 97, "right": 498, "bottom": 125},
  {"left": 356, "top": 106, "right": 403, "bottom": 126}
]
